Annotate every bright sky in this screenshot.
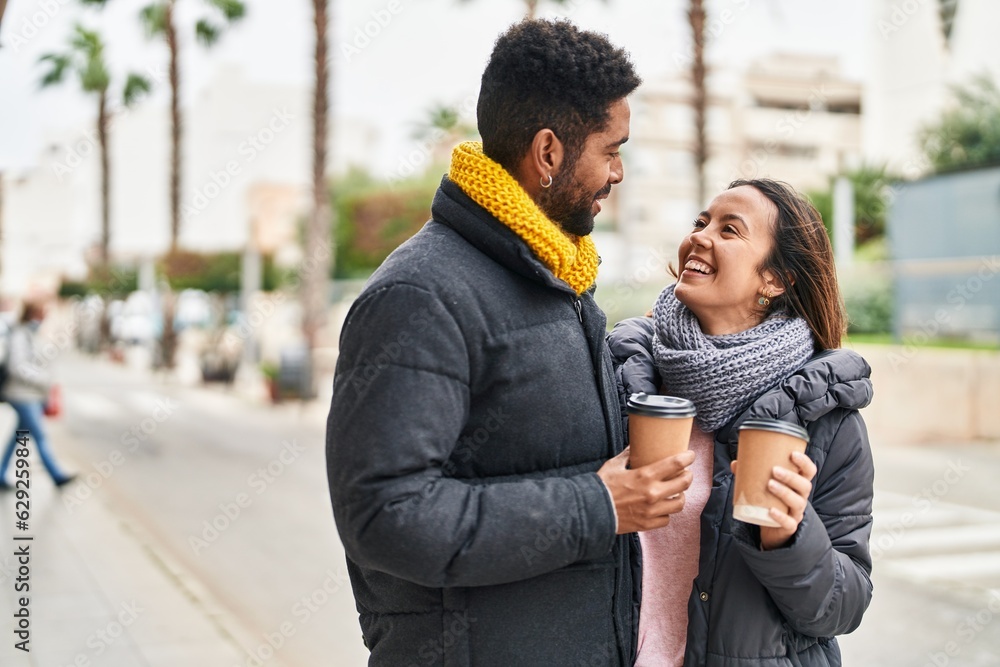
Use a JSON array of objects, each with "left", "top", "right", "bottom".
[{"left": 1, "top": 0, "right": 869, "bottom": 175}]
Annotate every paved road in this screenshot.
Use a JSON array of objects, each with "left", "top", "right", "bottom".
[
  {"left": 51, "top": 352, "right": 1000, "bottom": 666},
  {"left": 53, "top": 353, "right": 368, "bottom": 667},
  {"left": 839, "top": 442, "right": 1000, "bottom": 666}
]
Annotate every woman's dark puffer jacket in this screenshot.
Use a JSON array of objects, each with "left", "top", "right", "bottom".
[{"left": 608, "top": 316, "right": 875, "bottom": 667}]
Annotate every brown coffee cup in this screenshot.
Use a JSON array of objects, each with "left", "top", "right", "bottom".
[
  {"left": 626, "top": 394, "right": 696, "bottom": 468},
  {"left": 732, "top": 419, "right": 810, "bottom": 527}
]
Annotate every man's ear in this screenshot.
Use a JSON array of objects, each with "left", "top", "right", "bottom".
[{"left": 515, "top": 129, "right": 565, "bottom": 198}]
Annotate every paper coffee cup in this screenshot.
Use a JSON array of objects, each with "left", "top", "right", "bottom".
[
  {"left": 626, "top": 394, "right": 696, "bottom": 468},
  {"left": 732, "top": 419, "right": 810, "bottom": 527}
]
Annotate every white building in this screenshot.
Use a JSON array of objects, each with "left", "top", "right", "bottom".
[
  {"left": 1, "top": 65, "right": 377, "bottom": 296},
  {"left": 863, "top": 0, "right": 1000, "bottom": 176},
  {"left": 614, "top": 53, "right": 861, "bottom": 270}
]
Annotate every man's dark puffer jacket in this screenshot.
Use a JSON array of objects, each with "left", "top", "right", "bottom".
[
  {"left": 609, "top": 316, "right": 875, "bottom": 667},
  {"left": 327, "top": 177, "right": 637, "bottom": 666}
]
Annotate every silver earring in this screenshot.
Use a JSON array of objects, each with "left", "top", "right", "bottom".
[{"left": 540, "top": 174, "right": 553, "bottom": 188}]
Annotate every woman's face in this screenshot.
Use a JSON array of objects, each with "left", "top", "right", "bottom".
[{"left": 673, "top": 185, "right": 784, "bottom": 335}]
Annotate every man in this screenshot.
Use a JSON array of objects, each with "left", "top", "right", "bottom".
[{"left": 327, "top": 20, "right": 693, "bottom": 666}]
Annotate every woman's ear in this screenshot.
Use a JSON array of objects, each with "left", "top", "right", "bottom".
[{"left": 761, "top": 269, "right": 788, "bottom": 298}]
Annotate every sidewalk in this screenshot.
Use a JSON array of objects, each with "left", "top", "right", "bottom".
[{"left": 0, "top": 433, "right": 249, "bottom": 667}]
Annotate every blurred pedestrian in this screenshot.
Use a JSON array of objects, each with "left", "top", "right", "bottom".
[
  {"left": 0, "top": 301, "right": 76, "bottom": 489},
  {"left": 608, "top": 179, "right": 875, "bottom": 666},
  {"left": 327, "top": 19, "right": 693, "bottom": 666}
]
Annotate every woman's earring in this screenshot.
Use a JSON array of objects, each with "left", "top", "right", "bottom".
[
  {"left": 540, "top": 174, "right": 553, "bottom": 189},
  {"left": 757, "top": 290, "right": 772, "bottom": 307}
]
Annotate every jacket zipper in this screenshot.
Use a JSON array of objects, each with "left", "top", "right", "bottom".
[{"left": 573, "top": 298, "right": 583, "bottom": 323}]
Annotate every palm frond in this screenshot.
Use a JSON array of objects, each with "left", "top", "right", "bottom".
[
  {"left": 122, "top": 73, "right": 152, "bottom": 106},
  {"left": 71, "top": 24, "right": 104, "bottom": 59},
  {"left": 80, "top": 58, "right": 111, "bottom": 93},
  {"left": 195, "top": 19, "right": 220, "bottom": 46},
  {"left": 37, "top": 53, "right": 71, "bottom": 88},
  {"left": 208, "top": 0, "right": 246, "bottom": 22},
  {"left": 139, "top": 2, "right": 169, "bottom": 37}
]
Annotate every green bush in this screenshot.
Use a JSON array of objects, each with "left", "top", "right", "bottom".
[
  {"left": 332, "top": 169, "right": 439, "bottom": 278},
  {"left": 842, "top": 270, "right": 893, "bottom": 335},
  {"left": 807, "top": 164, "right": 899, "bottom": 246},
  {"left": 158, "top": 251, "right": 288, "bottom": 293},
  {"left": 920, "top": 74, "right": 1000, "bottom": 173},
  {"left": 58, "top": 280, "right": 89, "bottom": 299}
]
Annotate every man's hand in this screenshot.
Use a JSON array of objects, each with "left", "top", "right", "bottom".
[{"left": 597, "top": 448, "right": 695, "bottom": 534}]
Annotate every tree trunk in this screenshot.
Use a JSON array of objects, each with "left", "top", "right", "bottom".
[
  {"left": 688, "top": 0, "right": 707, "bottom": 207},
  {"left": 98, "top": 90, "right": 110, "bottom": 266},
  {"left": 161, "top": 0, "right": 180, "bottom": 368},
  {"left": 166, "top": 0, "right": 181, "bottom": 252},
  {"left": 302, "top": 0, "right": 333, "bottom": 383},
  {"left": 0, "top": 171, "right": 4, "bottom": 281},
  {"left": 525, "top": 0, "right": 537, "bottom": 19},
  {"left": 98, "top": 89, "right": 112, "bottom": 351}
]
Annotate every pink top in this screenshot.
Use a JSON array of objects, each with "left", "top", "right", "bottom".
[{"left": 634, "top": 426, "right": 716, "bottom": 667}]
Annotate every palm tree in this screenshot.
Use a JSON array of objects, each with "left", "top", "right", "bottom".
[
  {"left": 38, "top": 25, "right": 150, "bottom": 268},
  {"left": 137, "top": 0, "right": 245, "bottom": 252},
  {"left": 38, "top": 24, "right": 149, "bottom": 350},
  {"left": 688, "top": 0, "right": 707, "bottom": 207},
  {"left": 134, "top": 0, "right": 244, "bottom": 367},
  {"left": 301, "top": 0, "right": 332, "bottom": 377}
]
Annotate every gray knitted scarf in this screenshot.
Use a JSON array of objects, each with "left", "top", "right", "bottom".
[{"left": 651, "top": 284, "right": 815, "bottom": 432}]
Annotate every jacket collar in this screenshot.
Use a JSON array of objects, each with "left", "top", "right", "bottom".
[
  {"left": 718, "top": 348, "right": 874, "bottom": 448},
  {"left": 431, "top": 176, "right": 581, "bottom": 297}
]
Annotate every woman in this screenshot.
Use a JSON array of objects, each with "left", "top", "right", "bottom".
[
  {"left": 0, "top": 302, "right": 76, "bottom": 489},
  {"left": 609, "top": 179, "right": 874, "bottom": 666}
]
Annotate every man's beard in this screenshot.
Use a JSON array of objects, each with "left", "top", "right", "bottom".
[{"left": 539, "top": 177, "right": 610, "bottom": 238}]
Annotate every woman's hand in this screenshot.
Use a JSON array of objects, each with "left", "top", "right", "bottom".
[{"left": 731, "top": 451, "right": 817, "bottom": 550}]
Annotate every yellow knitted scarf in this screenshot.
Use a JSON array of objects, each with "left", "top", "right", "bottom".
[{"left": 448, "top": 141, "right": 600, "bottom": 295}]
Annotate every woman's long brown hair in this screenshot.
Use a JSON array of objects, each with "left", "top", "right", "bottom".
[{"left": 731, "top": 178, "right": 846, "bottom": 351}]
